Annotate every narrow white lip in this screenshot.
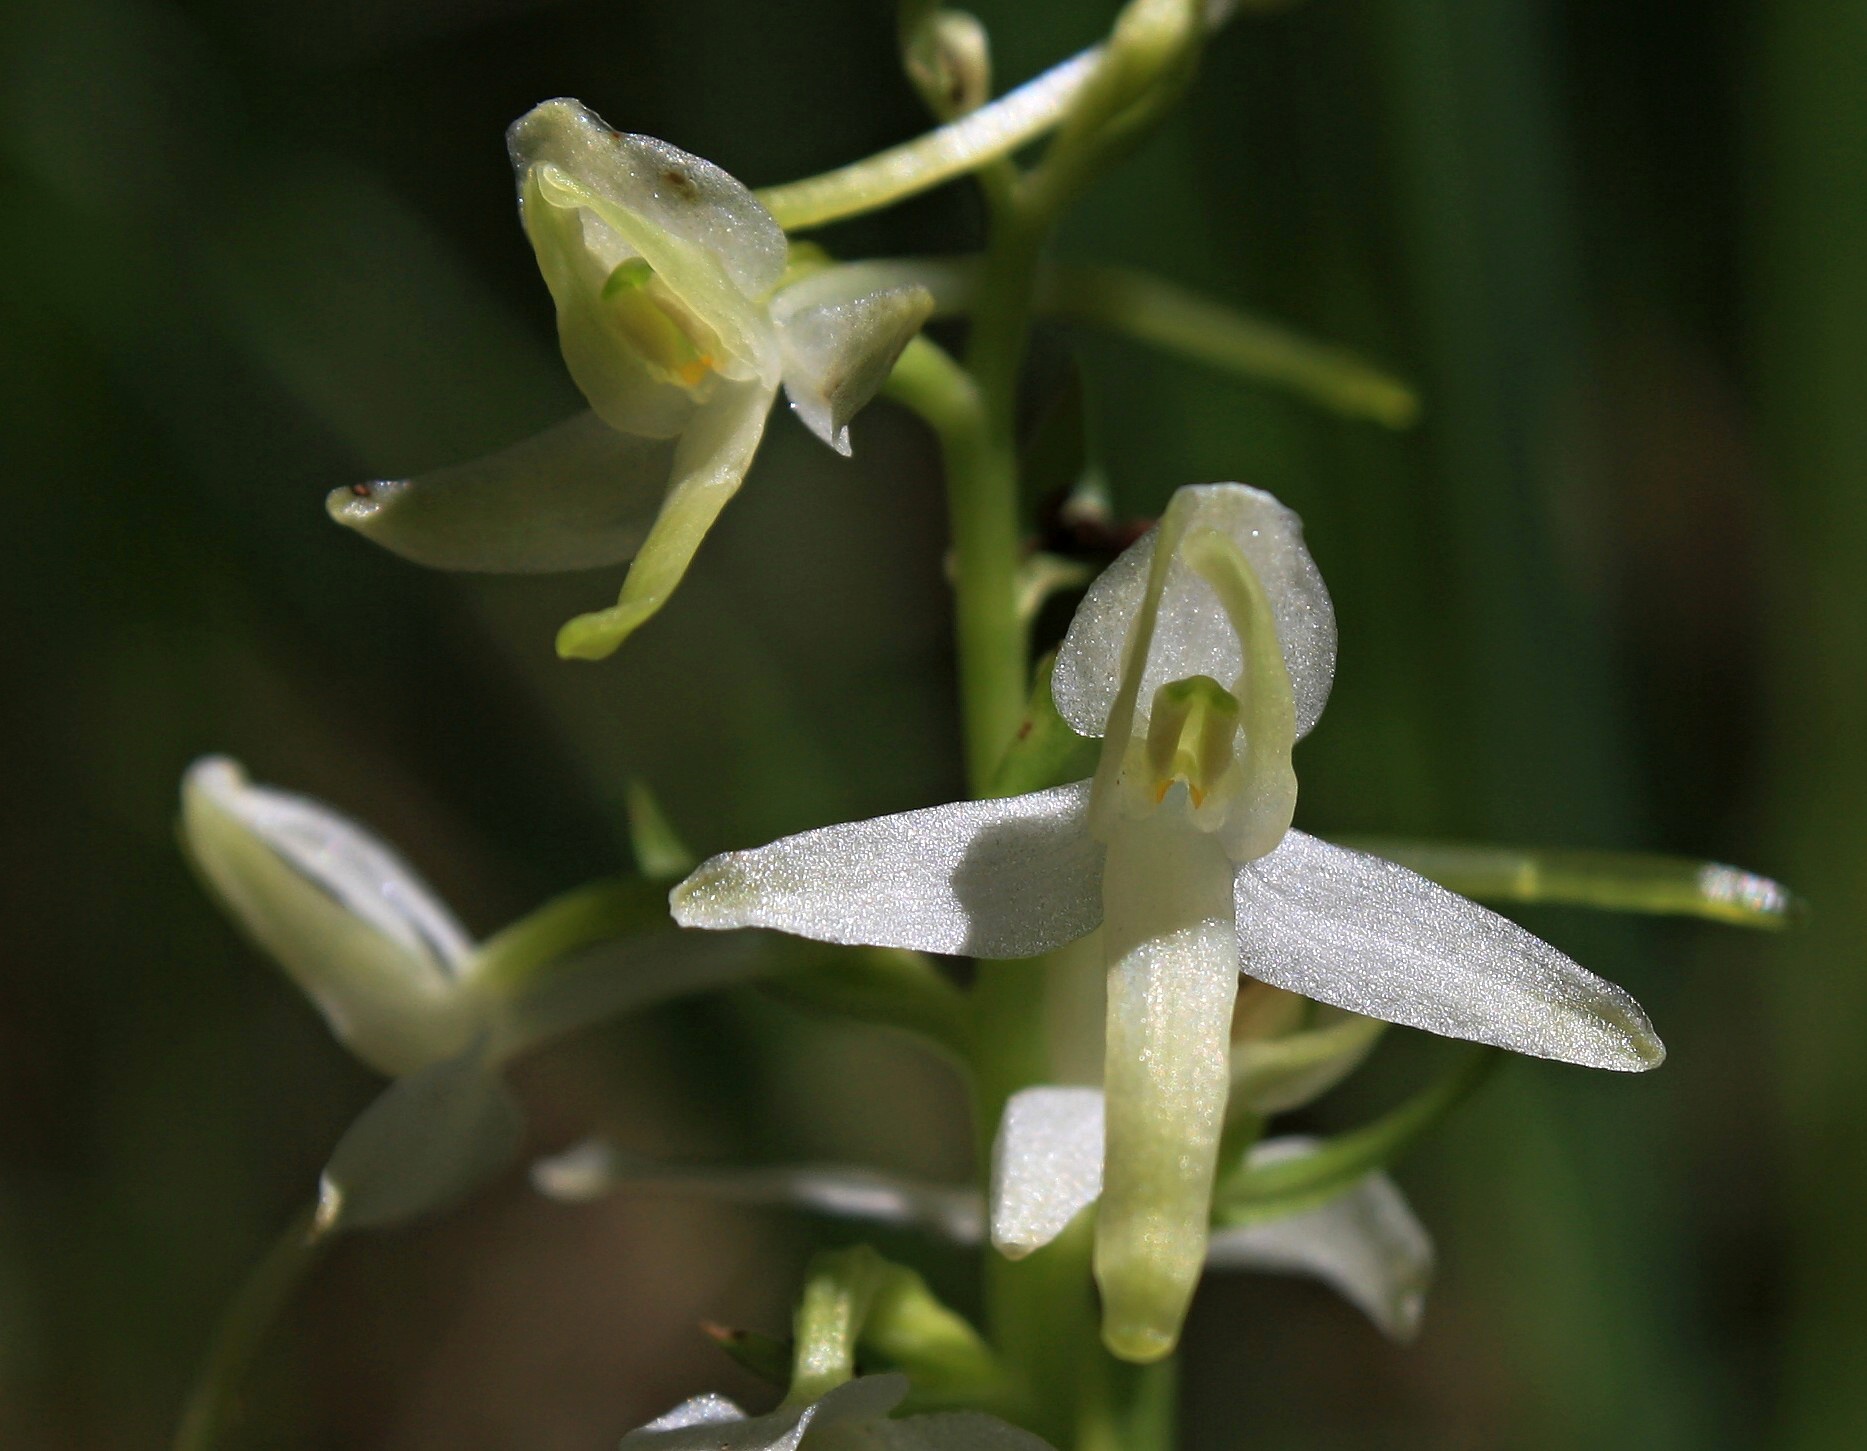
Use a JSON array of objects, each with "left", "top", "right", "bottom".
[{"left": 187, "top": 756, "right": 476, "bottom": 978}]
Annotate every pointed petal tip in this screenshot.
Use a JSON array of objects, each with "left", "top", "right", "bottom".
[{"left": 326, "top": 478, "right": 408, "bottom": 529}]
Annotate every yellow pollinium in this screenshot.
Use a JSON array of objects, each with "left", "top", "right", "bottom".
[
  {"left": 1144, "top": 675, "right": 1240, "bottom": 810},
  {"left": 601, "top": 258, "right": 718, "bottom": 390}
]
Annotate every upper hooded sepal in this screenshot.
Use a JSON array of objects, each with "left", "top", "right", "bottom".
[
  {"left": 1053, "top": 483, "right": 1336, "bottom": 743},
  {"left": 509, "top": 99, "right": 784, "bottom": 434}
]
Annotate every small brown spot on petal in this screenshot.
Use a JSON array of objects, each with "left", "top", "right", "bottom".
[{"left": 350, "top": 482, "right": 373, "bottom": 497}]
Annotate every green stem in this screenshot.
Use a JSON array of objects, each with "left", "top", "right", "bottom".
[
  {"left": 756, "top": 48, "right": 1104, "bottom": 231},
  {"left": 173, "top": 1206, "right": 327, "bottom": 1451}
]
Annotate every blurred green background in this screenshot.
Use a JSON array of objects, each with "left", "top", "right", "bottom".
[{"left": 2, "top": 0, "right": 1860, "bottom": 1445}]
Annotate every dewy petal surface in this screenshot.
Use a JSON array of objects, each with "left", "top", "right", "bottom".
[
  {"left": 1094, "top": 801, "right": 1240, "bottom": 1362},
  {"left": 327, "top": 412, "right": 677, "bottom": 573},
  {"left": 181, "top": 757, "right": 479, "bottom": 1077},
  {"left": 990, "top": 1086, "right": 1106, "bottom": 1258},
  {"left": 556, "top": 378, "right": 776, "bottom": 659},
  {"left": 1053, "top": 484, "right": 1336, "bottom": 741},
  {"left": 1204, "top": 1137, "right": 1432, "bottom": 1341},
  {"left": 672, "top": 782, "right": 1103, "bottom": 958},
  {"left": 773, "top": 266, "right": 936, "bottom": 455},
  {"left": 1233, "top": 831, "right": 1665, "bottom": 1070}
]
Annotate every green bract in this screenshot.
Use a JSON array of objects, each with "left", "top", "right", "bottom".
[
  {"left": 668, "top": 482, "right": 1665, "bottom": 1362},
  {"left": 327, "top": 99, "right": 932, "bottom": 661}
]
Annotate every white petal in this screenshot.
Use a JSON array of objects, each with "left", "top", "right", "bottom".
[
  {"left": 621, "top": 1376, "right": 908, "bottom": 1451},
  {"left": 989, "top": 1086, "right": 1105, "bottom": 1258},
  {"left": 774, "top": 267, "right": 935, "bottom": 455},
  {"left": 671, "top": 782, "right": 1103, "bottom": 958},
  {"left": 317, "top": 1047, "right": 524, "bottom": 1233},
  {"left": 1206, "top": 1137, "right": 1432, "bottom": 1341},
  {"left": 1053, "top": 484, "right": 1336, "bottom": 741},
  {"left": 1095, "top": 804, "right": 1240, "bottom": 1362},
  {"left": 1233, "top": 831, "right": 1665, "bottom": 1071},
  {"left": 638, "top": 1396, "right": 748, "bottom": 1434},
  {"left": 327, "top": 412, "right": 676, "bottom": 573},
  {"left": 532, "top": 1140, "right": 985, "bottom": 1244},
  {"left": 181, "top": 757, "right": 479, "bottom": 1077},
  {"left": 556, "top": 379, "right": 776, "bottom": 660}
]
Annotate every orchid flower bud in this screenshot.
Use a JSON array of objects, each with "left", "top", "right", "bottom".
[{"left": 181, "top": 756, "right": 481, "bottom": 1078}]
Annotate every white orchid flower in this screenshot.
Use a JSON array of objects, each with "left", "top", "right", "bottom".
[
  {"left": 327, "top": 98, "right": 934, "bottom": 661},
  {"left": 181, "top": 755, "right": 759, "bottom": 1234},
  {"left": 668, "top": 482, "right": 1663, "bottom": 1361},
  {"left": 621, "top": 1373, "right": 1053, "bottom": 1451}
]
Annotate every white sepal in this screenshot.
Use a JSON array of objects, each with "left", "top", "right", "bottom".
[
  {"left": 671, "top": 782, "right": 1103, "bottom": 958},
  {"left": 1207, "top": 1137, "right": 1433, "bottom": 1341},
  {"left": 326, "top": 412, "right": 676, "bottom": 573},
  {"left": 1233, "top": 831, "right": 1665, "bottom": 1071},
  {"left": 181, "top": 757, "right": 480, "bottom": 1078},
  {"left": 1053, "top": 483, "right": 1336, "bottom": 742},
  {"left": 316, "top": 1045, "right": 524, "bottom": 1233},
  {"left": 989, "top": 1086, "right": 1105, "bottom": 1259},
  {"left": 620, "top": 1376, "right": 1055, "bottom": 1451},
  {"left": 773, "top": 266, "right": 935, "bottom": 455}
]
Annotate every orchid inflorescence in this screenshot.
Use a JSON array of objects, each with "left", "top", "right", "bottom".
[{"left": 172, "top": 3, "right": 1795, "bottom": 1448}]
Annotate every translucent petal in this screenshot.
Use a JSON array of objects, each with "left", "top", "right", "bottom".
[
  {"left": 181, "top": 757, "right": 479, "bottom": 1077},
  {"left": 620, "top": 1375, "right": 908, "bottom": 1451},
  {"left": 509, "top": 100, "right": 785, "bottom": 377},
  {"left": 773, "top": 267, "right": 935, "bottom": 455},
  {"left": 1205, "top": 1138, "right": 1432, "bottom": 1341},
  {"left": 532, "top": 1141, "right": 985, "bottom": 1244},
  {"left": 327, "top": 412, "right": 677, "bottom": 573},
  {"left": 1233, "top": 831, "right": 1665, "bottom": 1071},
  {"left": 1053, "top": 484, "right": 1336, "bottom": 741},
  {"left": 556, "top": 379, "right": 777, "bottom": 659},
  {"left": 1094, "top": 803, "right": 1240, "bottom": 1362},
  {"left": 316, "top": 1046, "right": 524, "bottom": 1232},
  {"left": 989, "top": 1086, "right": 1105, "bottom": 1258},
  {"left": 671, "top": 782, "right": 1103, "bottom": 958}
]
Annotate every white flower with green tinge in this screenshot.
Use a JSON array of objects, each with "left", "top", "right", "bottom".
[
  {"left": 668, "top": 482, "right": 1664, "bottom": 1362},
  {"left": 181, "top": 755, "right": 758, "bottom": 1234},
  {"left": 327, "top": 97, "right": 933, "bottom": 661},
  {"left": 621, "top": 1373, "right": 1054, "bottom": 1451}
]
